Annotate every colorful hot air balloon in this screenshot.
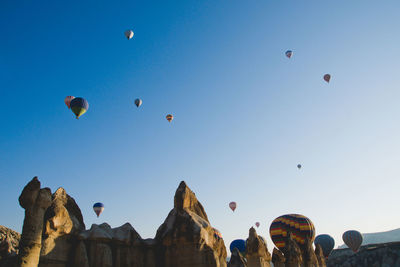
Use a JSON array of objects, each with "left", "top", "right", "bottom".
[
  {"left": 125, "top": 30, "right": 134, "bottom": 40},
  {"left": 70, "top": 97, "right": 89, "bottom": 119},
  {"left": 230, "top": 239, "right": 246, "bottom": 256},
  {"left": 213, "top": 228, "right": 223, "bottom": 240},
  {"left": 255, "top": 222, "right": 260, "bottom": 228},
  {"left": 64, "top": 96, "right": 75, "bottom": 109},
  {"left": 229, "top": 202, "right": 237, "bottom": 212},
  {"left": 342, "top": 230, "right": 363, "bottom": 253},
  {"left": 285, "top": 50, "right": 293, "bottom": 58},
  {"left": 297, "top": 164, "right": 302, "bottom": 169},
  {"left": 323, "top": 74, "right": 331, "bottom": 83},
  {"left": 135, "top": 98, "right": 142, "bottom": 108},
  {"left": 166, "top": 114, "right": 173, "bottom": 122},
  {"left": 93, "top": 202, "right": 104, "bottom": 217},
  {"left": 314, "top": 234, "right": 335, "bottom": 258},
  {"left": 270, "top": 214, "right": 315, "bottom": 250}
]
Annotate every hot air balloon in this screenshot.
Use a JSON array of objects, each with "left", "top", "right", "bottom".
[
  {"left": 64, "top": 96, "right": 75, "bottom": 109},
  {"left": 70, "top": 97, "right": 89, "bottom": 119},
  {"left": 125, "top": 30, "right": 134, "bottom": 40},
  {"left": 229, "top": 202, "right": 237, "bottom": 212},
  {"left": 342, "top": 230, "right": 363, "bottom": 252},
  {"left": 297, "top": 164, "right": 302, "bottom": 169},
  {"left": 213, "top": 228, "right": 223, "bottom": 240},
  {"left": 270, "top": 214, "right": 315, "bottom": 250},
  {"left": 230, "top": 239, "right": 246, "bottom": 256},
  {"left": 166, "top": 114, "right": 173, "bottom": 122},
  {"left": 255, "top": 222, "right": 260, "bottom": 228},
  {"left": 285, "top": 50, "right": 293, "bottom": 58},
  {"left": 135, "top": 98, "right": 142, "bottom": 108},
  {"left": 93, "top": 202, "right": 104, "bottom": 217},
  {"left": 323, "top": 74, "right": 331, "bottom": 83},
  {"left": 314, "top": 234, "right": 335, "bottom": 258}
]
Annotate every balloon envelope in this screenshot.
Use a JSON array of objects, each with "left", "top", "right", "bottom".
[
  {"left": 314, "top": 234, "right": 335, "bottom": 258},
  {"left": 135, "top": 98, "right": 142, "bottom": 107},
  {"left": 297, "top": 164, "right": 302, "bottom": 169},
  {"left": 255, "top": 222, "right": 260, "bottom": 228},
  {"left": 166, "top": 114, "right": 173, "bottom": 122},
  {"left": 230, "top": 239, "right": 246, "bottom": 255},
  {"left": 70, "top": 97, "right": 89, "bottom": 119},
  {"left": 212, "top": 228, "right": 223, "bottom": 239},
  {"left": 93, "top": 202, "right": 104, "bottom": 217},
  {"left": 343, "top": 230, "right": 363, "bottom": 252},
  {"left": 125, "top": 30, "right": 134, "bottom": 40},
  {"left": 324, "top": 74, "right": 331, "bottom": 83},
  {"left": 270, "top": 214, "right": 315, "bottom": 250},
  {"left": 285, "top": 50, "right": 293, "bottom": 58},
  {"left": 64, "top": 96, "right": 75, "bottom": 109},
  {"left": 229, "top": 202, "right": 236, "bottom": 212}
]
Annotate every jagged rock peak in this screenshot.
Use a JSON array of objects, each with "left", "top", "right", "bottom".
[{"left": 174, "top": 180, "right": 209, "bottom": 222}]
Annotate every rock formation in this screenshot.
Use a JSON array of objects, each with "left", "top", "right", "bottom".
[
  {"left": 301, "top": 236, "right": 320, "bottom": 267},
  {"left": 155, "top": 181, "right": 227, "bottom": 267},
  {"left": 17, "top": 177, "right": 52, "bottom": 267},
  {"left": 245, "top": 227, "right": 271, "bottom": 267},
  {"left": 40, "top": 187, "right": 85, "bottom": 266},
  {"left": 0, "top": 225, "right": 20, "bottom": 266},
  {"left": 327, "top": 242, "right": 400, "bottom": 266},
  {"left": 314, "top": 244, "right": 326, "bottom": 267},
  {"left": 227, "top": 248, "right": 247, "bottom": 267},
  {"left": 271, "top": 248, "right": 285, "bottom": 267},
  {"left": 283, "top": 232, "right": 303, "bottom": 267}
]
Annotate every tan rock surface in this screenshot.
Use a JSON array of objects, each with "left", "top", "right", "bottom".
[
  {"left": 228, "top": 248, "right": 247, "bottom": 267},
  {"left": 17, "top": 177, "right": 52, "bottom": 267},
  {"left": 155, "top": 181, "right": 227, "bottom": 267},
  {"left": 40, "top": 187, "right": 85, "bottom": 266},
  {"left": 271, "top": 248, "right": 285, "bottom": 267},
  {"left": 245, "top": 227, "right": 271, "bottom": 267}
]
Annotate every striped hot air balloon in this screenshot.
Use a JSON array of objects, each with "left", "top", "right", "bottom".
[
  {"left": 342, "top": 230, "right": 363, "bottom": 252},
  {"left": 270, "top": 214, "right": 315, "bottom": 250},
  {"left": 64, "top": 96, "right": 75, "bottom": 109},
  {"left": 93, "top": 202, "right": 104, "bottom": 217},
  {"left": 314, "top": 234, "right": 335, "bottom": 258},
  {"left": 70, "top": 97, "right": 89, "bottom": 119}
]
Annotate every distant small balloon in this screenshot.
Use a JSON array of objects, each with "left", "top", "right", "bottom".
[
  {"left": 285, "top": 50, "right": 293, "bottom": 58},
  {"left": 64, "top": 96, "right": 75, "bottom": 109},
  {"left": 343, "top": 230, "right": 363, "bottom": 253},
  {"left": 324, "top": 74, "right": 331, "bottom": 83},
  {"left": 135, "top": 98, "right": 142, "bottom": 108},
  {"left": 314, "top": 234, "right": 335, "bottom": 258},
  {"left": 166, "top": 114, "right": 173, "bottom": 122},
  {"left": 125, "top": 30, "right": 134, "bottom": 40},
  {"left": 229, "top": 202, "right": 237, "bottom": 212},
  {"left": 93, "top": 202, "right": 104, "bottom": 217},
  {"left": 297, "top": 164, "right": 302, "bottom": 169},
  {"left": 255, "top": 222, "right": 260, "bottom": 228},
  {"left": 70, "top": 97, "right": 89, "bottom": 119}
]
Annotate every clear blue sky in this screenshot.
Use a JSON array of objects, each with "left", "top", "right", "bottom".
[{"left": 1, "top": 0, "right": 400, "bottom": 252}]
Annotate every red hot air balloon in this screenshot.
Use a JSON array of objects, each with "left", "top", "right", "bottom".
[
  {"left": 64, "top": 96, "right": 75, "bottom": 109},
  {"left": 323, "top": 74, "right": 331, "bottom": 83},
  {"left": 229, "top": 202, "right": 237, "bottom": 212},
  {"left": 255, "top": 222, "right": 260, "bottom": 228}
]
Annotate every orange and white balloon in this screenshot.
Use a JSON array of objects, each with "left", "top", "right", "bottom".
[{"left": 64, "top": 96, "right": 75, "bottom": 109}]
